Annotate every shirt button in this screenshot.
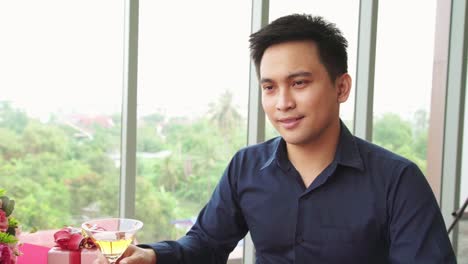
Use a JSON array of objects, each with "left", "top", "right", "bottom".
[{"left": 295, "top": 236, "right": 304, "bottom": 244}]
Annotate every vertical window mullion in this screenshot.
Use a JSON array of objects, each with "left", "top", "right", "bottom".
[
  {"left": 244, "top": 0, "right": 269, "bottom": 263},
  {"left": 441, "top": 0, "right": 468, "bottom": 252},
  {"left": 353, "top": 0, "right": 378, "bottom": 140},
  {"left": 120, "top": 0, "right": 139, "bottom": 218}
]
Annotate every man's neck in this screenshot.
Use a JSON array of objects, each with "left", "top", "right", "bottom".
[{"left": 286, "top": 120, "right": 341, "bottom": 187}]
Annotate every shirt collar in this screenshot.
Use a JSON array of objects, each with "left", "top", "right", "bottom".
[
  {"left": 335, "top": 121, "right": 364, "bottom": 171},
  {"left": 262, "top": 120, "right": 364, "bottom": 172}
]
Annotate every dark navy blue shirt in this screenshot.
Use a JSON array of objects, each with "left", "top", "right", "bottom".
[{"left": 142, "top": 123, "right": 456, "bottom": 263}]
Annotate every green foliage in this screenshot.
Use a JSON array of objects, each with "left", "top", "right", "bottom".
[
  {"left": 137, "top": 125, "right": 165, "bottom": 153},
  {"left": 12, "top": 178, "right": 73, "bottom": 230},
  {"left": 135, "top": 180, "right": 181, "bottom": 242},
  {"left": 0, "top": 232, "right": 18, "bottom": 244},
  {"left": 0, "top": 128, "right": 23, "bottom": 160},
  {"left": 373, "top": 113, "right": 428, "bottom": 173},
  {"left": 373, "top": 113, "right": 412, "bottom": 151},
  {"left": 22, "top": 121, "right": 69, "bottom": 156},
  {"left": 0, "top": 101, "right": 29, "bottom": 133},
  {"left": 208, "top": 90, "right": 242, "bottom": 136},
  {"left": 8, "top": 217, "right": 19, "bottom": 229},
  {"left": 0, "top": 99, "right": 430, "bottom": 245}
]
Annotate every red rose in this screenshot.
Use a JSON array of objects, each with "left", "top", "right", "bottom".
[
  {"left": 0, "top": 243, "right": 14, "bottom": 264},
  {"left": 0, "top": 210, "right": 8, "bottom": 232}
]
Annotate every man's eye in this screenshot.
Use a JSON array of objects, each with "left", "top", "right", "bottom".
[
  {"left": 262, "top": 85, "right": 273, "bottom": 91},
  {"left": 293, "top": 80, "right": 306, "bottom": 87}
]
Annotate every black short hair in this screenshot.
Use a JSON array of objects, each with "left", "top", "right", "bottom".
[{"left": 249, "top": 14, "right": 348, "bottom": 81}]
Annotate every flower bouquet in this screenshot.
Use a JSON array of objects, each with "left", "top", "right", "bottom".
[{"left": 0, "top": 189, "right": 20, "bottom": 264}]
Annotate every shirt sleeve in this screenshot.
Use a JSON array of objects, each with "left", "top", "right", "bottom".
[
  {"left": 387, "top": 162, "right": 457, "bottom": 263},
  {"left": 138, "top": 156, "right": 249, "bottom": 264}
]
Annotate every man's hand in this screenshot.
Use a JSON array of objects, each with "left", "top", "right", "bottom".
[{"left": 93, "top": 244, "right": 157, "bottom": 264}]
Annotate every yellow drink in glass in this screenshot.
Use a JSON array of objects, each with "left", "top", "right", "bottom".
[{"left": 82, "top": 218, "right": 143, "bottom": 264}]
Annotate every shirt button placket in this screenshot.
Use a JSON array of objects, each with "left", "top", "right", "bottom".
[
  {"left": 295, "top": 196, "right": 304, "bottom": 245},
  {"left": 293, "top": 196, "right": 304, "bottom": 264}
]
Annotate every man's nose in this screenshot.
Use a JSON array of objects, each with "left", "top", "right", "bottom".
[{"left": 275, "top": 88, "right": 296, "bottom": 111}]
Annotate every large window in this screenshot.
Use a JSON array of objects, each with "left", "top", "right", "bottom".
[
  {"left": 0, "top": 0, "right": 124, "bottom": 244},
  {"left": 135, "top": 1, "right": 252, "bottom": 262}
]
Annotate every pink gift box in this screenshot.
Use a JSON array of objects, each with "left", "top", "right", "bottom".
[
  {"left": 17, "top": 243, "right": 50, "bottom": 264},
  {"left": 48, "top": 247, "right": 99, "bottom": 264}
]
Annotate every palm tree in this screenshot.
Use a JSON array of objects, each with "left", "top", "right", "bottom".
[{"left": 207, "top": 90, "right": 242, "bottom": 154}]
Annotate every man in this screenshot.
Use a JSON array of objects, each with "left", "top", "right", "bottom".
[{"left": 96, "top": 14, "right": 456, "bottom": 263}]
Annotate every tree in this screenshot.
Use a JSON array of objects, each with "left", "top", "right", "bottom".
[
  {"left": 137, "top": 125, "right": 165, "bottom": 153},
  {"left": 373, "top": 112, "right": 428, "bottom": 173},
  {"left": 207, "top": 90, "right": 243, "bottom": 154},
  {"left": 21, "top": 121, "right": 69, "bottom": 156},
  {"left": 0, "top": 101, "right": 28, "bottom": 134},
  {"left": 0, "top": 128, "right": 22, "bottom": 160},
  {"left": 412, "top": 109, "right": 428, "bottom": 134},
  {"left": 373, "top": 113, "right": 412, "bottom": 151},
  {"left": 135, "top": 179, "right": 181, "bottom": 242}
]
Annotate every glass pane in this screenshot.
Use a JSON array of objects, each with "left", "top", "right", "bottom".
[
  {"left": 373, "top": 0, "right": 437, "bottom": 175},
  {"left": 268, "top": 0, "right": 360, "bottom": 135},
  {"left": 0, "top": 1, "right": 124, "bottom": 246},
  {"left": 136, "top": 1, "right": 251, "bottom": 263}
]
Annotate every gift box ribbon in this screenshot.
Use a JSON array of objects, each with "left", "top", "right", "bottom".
[
  {"left": 69, "top": 250, "right": 81, "bottom": 264},
  {"left": 53, "top": 227, "right": 95, "bottom": 264},
  {"left": 54, "top": 227, "right": 83, "bottom": 251}
]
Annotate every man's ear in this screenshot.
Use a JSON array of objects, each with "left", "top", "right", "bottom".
[{"left": 335, "top": 73, "right": 352, "bottom": 103}]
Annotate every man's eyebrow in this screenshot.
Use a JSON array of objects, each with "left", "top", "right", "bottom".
[
  {"left": 287, "top": 71, "right": 312, "bottom": 79},
  {"left": 260, "top": 78, "right": 274, "bottom": 84},
  {"left": 260, "top": 71, "right": 312, "bottom": 83}
]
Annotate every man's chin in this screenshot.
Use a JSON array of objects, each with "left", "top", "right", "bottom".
[
  {"left": 280, "top": 134, "right": 307, "bottom": 145},
  {"left": 280, "top": 133, "right": 321, "bottom": 147}
]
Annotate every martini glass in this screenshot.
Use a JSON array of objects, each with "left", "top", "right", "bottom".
[{"left": 82, "top": 218, "right": 143, "bottom": 264}]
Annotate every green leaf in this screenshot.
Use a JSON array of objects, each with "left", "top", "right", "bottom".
[
  {"left": 0, "top": 232, "right": 18, "bottom": 244},
  {"left": 8, "top": 217, "right": 19, "bottom": 228}
]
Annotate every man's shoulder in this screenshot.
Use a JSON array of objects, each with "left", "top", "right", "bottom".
[
  {"left": 236, "top": 136, "right": 281, "bottom": 156},
  {"left": 227, "top": 137, "right": 281, "bottom": 172},
  {"left": 350, "top": 136, "right": 426, "bottom": 194},
  {"left": 353, "top": 136, "right": 414, "bottom": 168}
]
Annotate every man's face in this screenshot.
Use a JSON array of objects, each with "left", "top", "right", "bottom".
[{"left": 259, "top": 40, "right": 350, "bottom": 146}]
